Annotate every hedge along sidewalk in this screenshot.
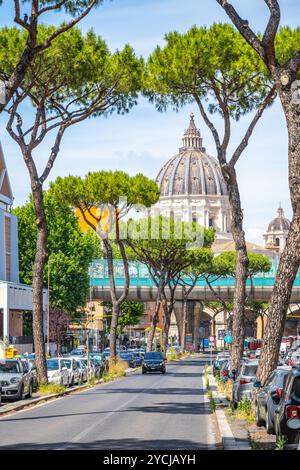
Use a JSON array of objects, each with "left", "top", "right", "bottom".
[
  {"left": 0, "top": 367, "right": 140, "bottom": 418},
  {"left": 204, "top": 366, "right": 252, "bottom": 450}
]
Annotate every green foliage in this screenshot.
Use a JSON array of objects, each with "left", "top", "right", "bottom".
[
  {"left": 145, "top": 23, "right": 271, "bottom": 120},
  {"left": 275, "top": 27, "right": 300, "bottom": 78},
  {"left": 102, "top": 359, "right": 127, "bottom": 382},
  {"left": 210, "top": 251, "right": 272, "bottom": 278},
  {"left": 235, "top": 397, "right": 255, "bottom": 423},
  {"left": 103, "top": 300, "right": 145, "bottom": 330},
  {"left": 275, "top": 435, "right": 287, "bottom": 451},
  {"left": 13, "top": 191, "right": 100, "bottom": 313},
  {"left": 50, "top": 171, "right": 160, "bottom": 231},
  {"left": 0, "top": 24, "right": 143, "bottom": 116},
  {"left": 38, "top": 383, "right": 66, "bottom": 396},
  {"left": 127, "top": 215, "right": 214, "bottom": 276}
]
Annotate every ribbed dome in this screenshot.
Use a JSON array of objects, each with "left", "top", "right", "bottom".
[
  {"left": 156, "top": 114, "right": 228, "bottom": 197},
  {"left": 267, "top": 206, "right": 290, "bottom": 232}
]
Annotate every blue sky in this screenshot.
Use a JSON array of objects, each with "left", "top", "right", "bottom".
[{"left": 0, "top": 0, "right": 299, "bottom": 244}]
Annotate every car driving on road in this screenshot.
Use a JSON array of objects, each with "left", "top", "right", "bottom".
[{"left": 142, "top": 352, "right": 166, "bottom": 374}]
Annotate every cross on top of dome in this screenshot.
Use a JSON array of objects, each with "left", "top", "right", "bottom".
[{"left": 180, "top": 113, "right": 205, "bottom": 152}]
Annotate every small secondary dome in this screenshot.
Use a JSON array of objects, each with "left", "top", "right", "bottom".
[
  {"left": 267, "top": 206, "right": 291, "bottom": 232},
  {"left": 156, "top": 113, "right": 227, "bottom": 197}
]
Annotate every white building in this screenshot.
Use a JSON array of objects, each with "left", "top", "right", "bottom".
[
  {"left": 0, "top": 144, "right": 47, "bottom": 353},
  {"left": 151, "top": 113, "right": 232, "bottom": 243}
]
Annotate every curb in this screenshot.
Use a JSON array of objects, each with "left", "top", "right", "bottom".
[
  {"left": 0, "top": 366, "right": 142, "bottom": 417},
  {"left": 0, "top": 381, "right": 102, "bottom": 417},
  {"left": 206, "top": 371, "right": 252, "bottom": 450}
]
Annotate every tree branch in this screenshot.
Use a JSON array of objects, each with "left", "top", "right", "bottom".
[{"left": 229, "top": 84, "right": 276, "bottom": 167}]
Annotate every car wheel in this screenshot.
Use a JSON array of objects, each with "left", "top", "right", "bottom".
[
  {"left": 27, "top": 381, "right": 33, "bottom": 399},
  {"left": 70, "top": 377, "right": 74, "bottom": 387},
  {"left": 266, "top": 409, "right": 275, "bottom": 435},
  {"left": 18, "top": 384, "right": 24, "bottom": 400},
  {"left": 255, "top": 404, "right": 264, "bottom": 427},
  {"left": 284, "top": 429, "right": 299, "bottom": 445}
]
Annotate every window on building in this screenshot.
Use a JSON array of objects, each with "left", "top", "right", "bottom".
[{"left": 275, "top": 238, "right": 280, "bottom": 246}]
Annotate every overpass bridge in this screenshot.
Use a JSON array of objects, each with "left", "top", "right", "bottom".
[{"left": 89, "top": 260, "right": 300, "bottom": 303}]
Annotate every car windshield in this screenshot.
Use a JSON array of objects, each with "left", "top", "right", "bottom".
[
  {"left": 243, "top": 364, "right": 258, "bottom": 376},
  {"left": 46, "top": 360, "right": 59, "bottom": 371},
  {"left": 0, "top": 360, "right": 22, "bottom": 373},
  {"left": 63, "top": 360, "right": 71, "bottom": 369},
  {"left": 144, "top": 352, "right": 163, "bottom": 361},
  {"left": 80, "top": 359, "right": 87, "bottom": 366}
]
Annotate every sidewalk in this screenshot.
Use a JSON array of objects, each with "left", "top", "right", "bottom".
[{"left": 206, "top": 371, "right": 251, "bottom": 450}]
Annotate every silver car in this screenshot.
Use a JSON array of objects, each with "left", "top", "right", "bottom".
[
  {"left": 46, "top": 358, "right": 69, "bottom": 386},
  {"left": 232, "top": 360, "right": 258, "bottom": 406},
  {"left": 62, "top": 357, "right": 82, "bottom": 386},
  {"left": 0, "top": 358, "right": 34, "bottom": 401}
]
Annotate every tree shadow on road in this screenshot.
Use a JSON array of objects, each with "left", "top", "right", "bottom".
[{"left": 0, "top": 437, "right": 210, "bottom": 450}]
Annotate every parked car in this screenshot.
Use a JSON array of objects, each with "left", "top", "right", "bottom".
[
  {"left": 62, "top": 357, "right": 82, "bottom": 386},
  {"left": 255, "top": 366, "right": 291, "bottom": 434},
  {"left": 22, "top": 358, "right": 38, "bottom": 391},
  {"left": 255, "top": 348, "right": 262, "bottom": 358},
  {"left": 219, "top": 359, "right": 231, "bottom": 381},
  {"left": 90, "top": 352, "right": 108, "bottom": 372},
  {"left": 75, "top": 359, "right": 87, "bottom": 383},
  {"left": 79, "top": 358, "right": 96, "bottom": 380},
  {"left": 213, "top": 356, "right": 229, "bottom": 377},
  {"left": 130, "top": 350, "right": 144, "bottom": 367},
  {"left": 0, "top": 358, "right": 34, "bottom": 401},
  {"left": 289, "top": 350, "right": 300, "bottom": 369},
  {"left": 232, "top": 360, "right": 258, "bottom": 406},
  {"left": 46, "top": 358, "right": 69, "bottom": 386},
  {"left": 274, "top": 368, "right": 300, "bottom": 445},
  {"left": 90, "top": 357, "right": 103, "bottom": 379},
  {"left": 118, "top": 351, "right": 136, "bottom": 368},
  {"left": 142, "top": 352, "right": 166, "bottom": 374},
  {"left": 70, "top": 349, "right": 85, "bottom": 357}
]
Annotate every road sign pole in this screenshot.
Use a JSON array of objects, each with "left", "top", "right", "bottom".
[{"left": 210, "top": 345, "right": 212, "bottom": 367}]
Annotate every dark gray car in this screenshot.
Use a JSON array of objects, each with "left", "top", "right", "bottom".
[{"left": 255, "top": 366, "right": 291, "bottom": 434}]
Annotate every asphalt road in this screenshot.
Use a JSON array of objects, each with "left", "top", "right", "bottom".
[{"left": 0, "top": 355, "right": 216, "bottom": 450}]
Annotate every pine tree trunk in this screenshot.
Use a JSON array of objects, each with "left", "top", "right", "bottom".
[
  {"left": 146, "top": 295, "right": 161, "bottom": 352},
  {"left": 223, "top": 166, "right": 248, "bottom": 372},
  {"left": 31, "top": 186, "right": 48, "bottom": 384},
  {"left": 256, "top": 89, "right": 300, "bottom": 385},
  {"left": 109, "top": 302, "right": 119, "bottom": 362},
  {"left": 181, "top": 297, "right": 188, "bottom": 352}
]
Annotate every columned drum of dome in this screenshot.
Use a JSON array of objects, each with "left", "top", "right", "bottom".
[{"left": 151, "top": 114, "right": 232, "bottom": 241}]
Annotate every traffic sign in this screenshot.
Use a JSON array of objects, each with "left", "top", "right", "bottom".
[
  {"left": 209, "top": 335, "right": 215, "bottom": 342},
  {"left": 224, "top": 335, "right": 232, "bottom": 344}
]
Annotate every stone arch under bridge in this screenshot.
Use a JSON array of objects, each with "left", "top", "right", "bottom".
[{"left": 172, "top": 301, "right": 300, "bottom": 346}]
